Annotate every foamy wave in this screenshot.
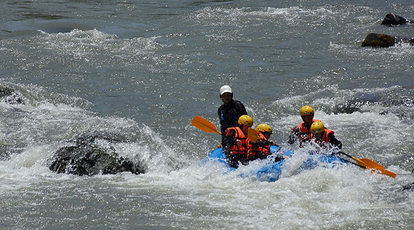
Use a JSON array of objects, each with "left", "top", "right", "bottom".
[{"left": 34, "top": 29, "right": 164, "bottom": 61}]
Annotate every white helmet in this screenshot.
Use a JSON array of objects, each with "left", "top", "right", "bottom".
[{"left": 219, "top": 85, "right": 233, "bottom": 95}]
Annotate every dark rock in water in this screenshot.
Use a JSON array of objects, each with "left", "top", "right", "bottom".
[
  {"left": 362, "top": 33, "right": 414, "bottom": 48},
  {"left": 0, "top": 86, "right": 14, "bottom": 98},
  {"left": 48, "top": 134, "right": 146, "bottom": 176},
  {"left": 0, "top": 85, "right": 25, "bottom": 104},
  {"left": 333, "top": 94, "right": 414, "bottom": 120},
  {"left": 0, "top": 150, "right": 11, "bottom": 161},
  {"left": 333, "top": 96, "right": 379, "bottom": 114},
  {"left": 402, "top": 182, "right": 414, "bottom": 191},
  {"left": 381, "top": 13, "right": 410, "bottom": 26},
  {"left": 334, "top": 100, "right": 369, "bottom": 114},
  {"left": 362, "top": 33, "right": 396, "bottom": 47}
]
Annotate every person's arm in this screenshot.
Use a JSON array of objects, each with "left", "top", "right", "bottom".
[
  {"left": 288, "top": 127, "right": 299, "bottom": 144},
  {"left": 250, "top": 140, "right": 270, "bottom": 147},
  {"left": 328, "top": 133, "right": 342, "bottom": 149},
  {"left": 218, "top": 105, "right": 226, "bottom": 135},
  {"left": 217, "top": 107, "right": 221, "bottom": 121},
  {"left": 222, "top": 129, "right": 236, "bottom": 155}
]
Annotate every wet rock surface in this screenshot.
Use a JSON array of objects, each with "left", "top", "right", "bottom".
[
  {"left": 381, "top": 13, "right": 411, "bottom": 26},
  {"left": 362, "top": 33, "right": 397, "bottom": 47},
  {"left": 48, "top": 134, "right": 146, "bottom": 176}
]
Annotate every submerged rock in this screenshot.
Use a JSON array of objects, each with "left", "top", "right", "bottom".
[
  {"left": 0, "top": 85, "right": 25, "bottom": 104},
  {"left": 48, "top": 134, "right": 146, "bottom": 176},
  {"left": 0, "top": 150, "right": 11, "bottom": 161},
  {"left": 334, "top": 100, "right": 371, "bottom": 114},
  {"left": 333, "top": 94, "right": 414, "bottom": 116}
]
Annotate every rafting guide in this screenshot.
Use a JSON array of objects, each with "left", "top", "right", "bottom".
[{"left": 217, "top": 85, "right": 247, "bottom": 142}]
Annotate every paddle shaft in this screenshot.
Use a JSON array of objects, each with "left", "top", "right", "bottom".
[
  {"left": 337, "top": 151, "right": 366, "bottom": 166},
  {"left": 337, "top": 156, "right": 366, "bottom": 169}
]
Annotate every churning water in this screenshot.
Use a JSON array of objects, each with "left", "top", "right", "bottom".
[{"left": 0, "top": 0, "right": 413, "bottom": 229}]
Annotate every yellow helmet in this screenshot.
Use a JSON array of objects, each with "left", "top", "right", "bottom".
[
  {"left": 256, "top": 123, "right": 272, "bottom": 134},
  {"left": 300, "top": 105, "right": 315, "bottom": 116},
  {"left": 238, "top": 115, "right": 253, "bottom": 127},
  {"left": 311, "top": 121, "right": 325, "bottom": 134}
]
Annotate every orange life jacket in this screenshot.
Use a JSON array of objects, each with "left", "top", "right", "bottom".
[
  {"left": 248, "top": 132, "right": 270, "bottom": 160},
  {"left": 311, "top": 129, "right": 334, "bottom": 146},
  {"left": 297, "top": 119, "right": 321, "bottom": 146},
  {"left": 225, "top": 127, "right": 250, "bottom": 156}
]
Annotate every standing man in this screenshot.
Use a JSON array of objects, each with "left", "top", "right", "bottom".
[{"left": 217, "top": 85, "right": 247, "bottom": 141}]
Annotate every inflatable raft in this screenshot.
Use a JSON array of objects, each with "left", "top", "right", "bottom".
[{"left": 203, "top": 146, "right": 346, "bottom": 182}]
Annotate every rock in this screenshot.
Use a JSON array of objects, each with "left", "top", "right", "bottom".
[
  {"left": 0, "top": 85, "right": 24, "bottom": 104},
  {"left": 0, "top": 149, "right": 11, "bottom": 161},
  {"left": 362, "top": 33, "right": 396, "bottom": 47},
  {"left": 381, "top": 13, "right": 410, "bottom": 26},
  {"left": 48, "top": 134, "right": 146, "bottom": 176},
  {"left": 366, "top": 34, "right": 414, "bottom": 47},
  {"left": 333, "top": 95, "right": 414, "bottom": 115},
  {"left": 334, "top": 100, "right": 371, "bottom": 114}
]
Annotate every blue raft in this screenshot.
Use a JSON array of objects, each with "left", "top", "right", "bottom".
[{"left": 203, "top": 146, "right": 346, "bottom": 182}]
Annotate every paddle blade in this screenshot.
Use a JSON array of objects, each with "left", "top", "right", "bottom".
[
  {"left": 247, "top": 128, "right": 260, "bottom": 142},
  {"left": 360, "top": 158, "right": 397, "bottom": 178},
  {"left": 191, "top": 116, "right": 222, "bottom": 135},
  {"left": 338, "top": 152, "right": 396, "bottom": 178}
]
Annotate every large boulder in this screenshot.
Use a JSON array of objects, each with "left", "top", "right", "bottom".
[
  {"left": 381, "top": 13, "right": 411, "bottom": 26},
  {"left": 48, "top": 134, "right": 146, "bottom": 176}
]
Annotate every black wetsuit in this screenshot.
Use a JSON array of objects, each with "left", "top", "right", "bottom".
[
  {"left": 326, "top": 132, "right": 342, "bottom": 149},
  {"left": 217, "top": 99, "right": 247, "bottom": 140}
]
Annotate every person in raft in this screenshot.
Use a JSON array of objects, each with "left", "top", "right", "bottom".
[
  {"left": 310, "top": 121, "right": 342, "bottom": 150},
  {"left": 288, "top": 105, "right": 320, "bottom": 147},
  {"left": 222, "top": 115, "right": 253, "bottom": 168},
  {"left": 249, "top": 123, "right": 285, "bottom": 162},
  {"left": 217, "top": 85, "right": 247, "bottom": 142},
  {"left": 248, "top": 123, "right": 274, "bottom": 161}
]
